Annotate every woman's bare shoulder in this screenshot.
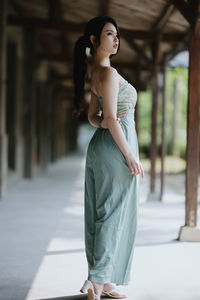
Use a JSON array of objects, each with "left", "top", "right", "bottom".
[
  {"left": 91, "top": 67, "right": 120, "bottom": 97},
  {"left": 100, "top": 67, "right": 126, "bottom": 88},
  {"left": 99, "top": 66, "right": 119, "bottom": 86},
  {"left": 100, "top": 66, "right": 118, "bottom": 77}
]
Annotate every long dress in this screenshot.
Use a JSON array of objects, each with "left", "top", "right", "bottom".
[{"left": 84, "top": 79, "right": 141, "bottom": 285}]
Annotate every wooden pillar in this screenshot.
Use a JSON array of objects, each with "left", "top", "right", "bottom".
[
  {"left": 134, "top": 65, "right": 140, "bottom": 135},
  {"left": 51, "top": 85, "right": 59, "bottom": 162},
  {"left": 51, "top": 87, "right": 70, "bottom": 159},
  {"left": 57, "top": 97, "right": 67, "bottom": 158},
  {"left": 65, "top": 104, "right": 71, "bottom": 154},
  {"left": 62, "top": 100, "right": 68, "bottom": 156},
  {"left": 46, "top": 81, "right": 54, "bottom": 164},
  {"left": 160, "top": 62, "right": 167, "bottom": 201},
  {"left": 36, "top": 82, "right": 47, "bottom": 169},
  {"left": 68, "top": 106, "right": 79, "bottom": 152},
  {"left": 14, "top": 31, "right": 25, "bottom": 179},
  {"left": 47, "top": 81, "right": 57, "bottom": 163},
  {"left": 65, "top": 96, "right": 79, "bottom": 154},
  {"left": 6, "top": 42, "right": 17, "bottom": 172},
  {"left": 148, "top": 38, "right": 161, "bottom": 201},
  {"left": 178, "top": 15, "right": 200, "bottom": 241},
  {"left": 0, "top": 0, "right": 8, "bottom": 198},
  {"left": 35, "top": 62, "right": 49, "bottom": 171},
  {"left": 42, "top": 83, "right": 50, "bottom": 168},
  {"left": 135, "top": 93, "right": 139, "bottom": 135},
  {"left": 23, "top": 28, "right": 37, "bottom": 177},
  {"left": 149, "top": 72, "right": 158, "bottom": 195},
  {"left": 171, "top": 78, "right": 181, "bottom": 156}
]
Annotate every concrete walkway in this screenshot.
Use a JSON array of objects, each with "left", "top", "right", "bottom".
[{"left": 0, "top": 151, "right": 200, "bottom": 300}]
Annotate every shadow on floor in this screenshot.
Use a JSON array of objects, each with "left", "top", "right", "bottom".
[
  {"left": 37, "top": 294, "right": 109, "bottom": 300},
  {"left": 37, "top": 295, "right": 86, "bottom": 300}
]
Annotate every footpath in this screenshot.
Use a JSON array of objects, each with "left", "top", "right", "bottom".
[{"left": 0, "top": 151, "right": 199, "bottom": 300}]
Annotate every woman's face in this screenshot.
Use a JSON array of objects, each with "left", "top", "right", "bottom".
[{"left": 97, "top": 22, "right": 119, "bottom": 55}]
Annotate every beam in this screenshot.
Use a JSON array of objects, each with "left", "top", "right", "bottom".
[
  {"left": 47, "top": 0, "right": 71, "bottom": 59},
  {"left": 160, "top": 28, "right": 190, "bottom": 66},
  {"left": 98, "top": 0, "right": 110, "bottom": 16},
  {"left": 141, "top": 1, "right": 176, "bottom": 63},
  {"left": 120, "top": 27, "right": 184, "bottom": 42},
  {"left": 124, "top": 0, "right": 176, "bottom": 106},
  {"left": 7, "top": 14, "right": 82, "bottom": 31},
  {"left": 7, "top": 14, "right": 186, "bottom": 42},
  {"left": 38, "top": 53, "right": 72, "bottom": 62},
  {"left": 37, "top": 52, "right": 152, "bottom": 71},
  {"left": 48, "top": 0, "right": 61, "bottom": 21},
  {"left": 125, "top": 38, "right": 152, "bottom": 66},
  {"left": 152, "top": 1, "right": 175, "bottom": 32},
  {"left": 170, "top": 0, "right": 195, "bottom": 26},
  {"left": 161, "top": 41, "right": 188, "bottom": 66}
]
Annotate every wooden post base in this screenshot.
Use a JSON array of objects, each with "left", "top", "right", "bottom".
[
  {"left": 0, "top": 134, "right": 8, "bottom": 198},
  {"left": 178, "top": 225, "right": 200, "bottom": 242}
]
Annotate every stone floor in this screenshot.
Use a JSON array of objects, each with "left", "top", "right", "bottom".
[{"left": 0, "top": 151, "right": 200, "bottom": 300}]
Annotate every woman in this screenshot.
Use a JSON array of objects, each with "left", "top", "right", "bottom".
[{"left": 73, "top": 16, "right": 144, "bottom": 300}]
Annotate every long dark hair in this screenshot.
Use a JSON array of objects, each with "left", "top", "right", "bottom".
[{"left": 73, "top": 16, "right": 120, "bottom": 116}]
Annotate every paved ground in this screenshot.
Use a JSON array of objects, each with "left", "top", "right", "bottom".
[{"left": 0, "top": 150, "right": 200, "bottom": 300}]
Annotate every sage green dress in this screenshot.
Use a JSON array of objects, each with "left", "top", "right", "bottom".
[{"left": 84, "top": 80, "right": 140, "bottom": 285}]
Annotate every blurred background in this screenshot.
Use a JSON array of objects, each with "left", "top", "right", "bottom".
[{"left": 0, "top": 1, "right": 199, "bottom": 300}]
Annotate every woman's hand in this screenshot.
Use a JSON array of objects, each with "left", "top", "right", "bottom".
[
  {"left": 100, "top": 117, "right": 122, "bottom": 129},
  {"left": 138, "top": 161, "right": 144, "bottom": 179},
  {"left": 124, "top": 152, "right": 144, "bottom": 179}
]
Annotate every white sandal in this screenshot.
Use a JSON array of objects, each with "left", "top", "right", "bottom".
[
  {"left": 102, "top": 283, "right": 127, "bottom": 299},
  {"left": 80, "top": 279, "right": 101, "bottom": 300}
]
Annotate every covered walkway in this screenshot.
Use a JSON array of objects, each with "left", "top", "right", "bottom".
[
  {"left": 0, "top": 1, "right": 200, "bottom": 297},
  {"left": 0, "top": 0, "right": 200, "bottom": 241},
  {"left": 0, "top": 151, "right": 199, "bottom": 300}
]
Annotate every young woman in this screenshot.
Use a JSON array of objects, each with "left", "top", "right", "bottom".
[{"left": 73, "top": 16, "right": 144, "bottom": 300}]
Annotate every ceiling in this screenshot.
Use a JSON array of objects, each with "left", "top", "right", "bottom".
[{"left": 7, "top": 0, "right": 192, "bottom": 91}]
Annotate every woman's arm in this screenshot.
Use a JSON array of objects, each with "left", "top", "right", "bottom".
[
  {"left": 100, "top": 67, "right": 133, "bottom": 158},
  {"left": 88, "top": 67, "right": 143, "bottom": 178},
  {"left": 88, "top": 91, "right": 103, "bottom": 128},
  {"left": 88, "top": 90, "right": 122, "bottom": 129},
  {"left": 100, "top": 67, "right": 143, "bottom": 177}
]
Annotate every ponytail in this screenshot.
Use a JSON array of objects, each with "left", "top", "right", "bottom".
[
  {"left": 73, "top": 35, "right": 91, "bottom": 116},
  {"left": 73, "top": 16, "right": 120, "bottom": 117}
]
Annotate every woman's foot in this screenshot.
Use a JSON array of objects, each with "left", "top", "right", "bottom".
[
  {"left": 103, "top": 283, "right": 127, "bottom": 298},
  {"left": 91, "top": 281, "right": 104, "bottom": 297},
  {"left": 80, "top": 280, "right": 103, "bottom": 300}
]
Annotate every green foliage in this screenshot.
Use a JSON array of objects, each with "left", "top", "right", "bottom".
[
  {"left": 137, "top": 89, "right": 152, "bottom": 147},
  {"left": 138, "top": 67, "right": 188, "bottom": 159}
]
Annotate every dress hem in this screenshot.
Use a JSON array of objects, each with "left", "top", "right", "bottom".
[{"left": 88, "top": 274, "right": 130, "bottom": 286}]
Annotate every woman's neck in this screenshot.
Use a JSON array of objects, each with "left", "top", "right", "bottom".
[{"left": 92, "top": 52, "right": 110, "bottom": 68}]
